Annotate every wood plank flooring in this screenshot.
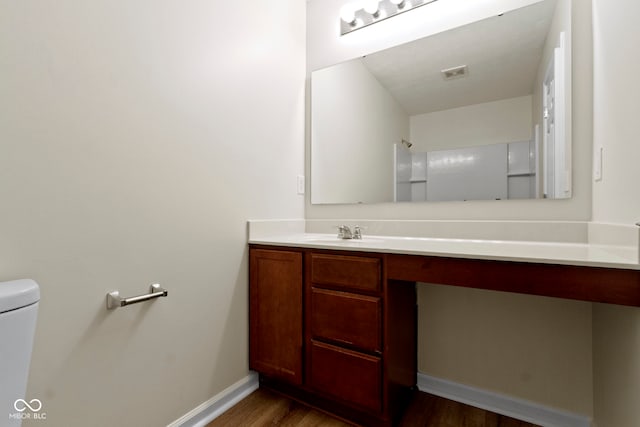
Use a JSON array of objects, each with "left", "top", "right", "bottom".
[{"left": 206, "top": 388, "right": 540, "bottom": 427}]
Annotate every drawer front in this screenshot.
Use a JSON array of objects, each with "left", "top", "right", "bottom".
[
  {"left": 309, "top": 340, "right": 382, "bottom": 413},
  {"left": 310, "top": 253, "right": 381, "bottom": 292},
  {"left": 311, "top": 287, "right": 381, "bottom": 352}
]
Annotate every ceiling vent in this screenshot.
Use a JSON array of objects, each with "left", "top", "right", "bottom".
[{"left": 441, "top": 65, "right": 468, "bottom": 80}]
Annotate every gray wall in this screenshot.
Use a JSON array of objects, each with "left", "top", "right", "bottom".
[
  {"left": 591, "top": 0, "right": 640, "bottom": 425},
  {"left": 0, "top": 1, "right": 305, "bottom": 425}
]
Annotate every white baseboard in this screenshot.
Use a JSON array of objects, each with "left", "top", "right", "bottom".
[
  {"left": 167, "top": 370, "right": 591, "bottom": 427},
  {"left": 417, "top": 373, "right": 591, "bottom": 427},
  {"left": 167, "top": 371, "right": 259, "bottom": 427}
]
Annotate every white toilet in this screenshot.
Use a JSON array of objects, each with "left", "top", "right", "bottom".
[{"left": 0, "top": 279, "right": 40, "bottom": 427}]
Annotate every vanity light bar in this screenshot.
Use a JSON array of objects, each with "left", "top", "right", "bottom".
[{"left": 340, "top": 0, "right": 439, "bottom": 36}]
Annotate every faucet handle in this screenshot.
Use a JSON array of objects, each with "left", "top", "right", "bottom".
[
  {"left": 353, "top": 225, "right": 362, "bottom": 239},
  {"left": 336, "top": 225, "right": 353, "bottom": 239}
]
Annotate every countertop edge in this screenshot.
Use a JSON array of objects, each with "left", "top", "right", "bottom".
[{"left": 248, "top": 235, "right": 640, "bottom": 271}]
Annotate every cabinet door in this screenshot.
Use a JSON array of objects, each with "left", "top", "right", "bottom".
[{"left": 250, "top": 248, "right": 303, "bottom": 385}]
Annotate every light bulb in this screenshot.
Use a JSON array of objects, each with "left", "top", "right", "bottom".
[
  {"left": 340, "top": 3, "right": 357, "bottom": 24},
  {"left": 363, "top": 0, "right": 380, "bottom": 16}
]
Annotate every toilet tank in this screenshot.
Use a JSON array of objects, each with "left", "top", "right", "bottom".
[{"left": 0, "top": 279, "right": 40, "bottom": 427}]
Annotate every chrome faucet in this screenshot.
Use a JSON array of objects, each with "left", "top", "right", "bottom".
[
  {"left": 338, "top": 225, "right": 352, "bottom": 239},
  {"left": 337, "top": 225, "right": 362, "bottom": 240}
]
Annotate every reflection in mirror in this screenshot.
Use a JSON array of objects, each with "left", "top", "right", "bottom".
[{"left": 311, "top": 0, "right": 571, "bottom": 204}]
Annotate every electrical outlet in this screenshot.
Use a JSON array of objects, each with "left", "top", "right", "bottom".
[
  {"left": 297, "top": 175, "right": 305, "bottom": 195},
  {"left": 594, "top": 146, "right": 603, "bottom": 181}
]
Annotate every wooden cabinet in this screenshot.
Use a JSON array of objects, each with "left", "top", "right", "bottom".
[
  {"left": 250, "top": 241, "right": 640, "bottom": 425},
  {"left": 249, "top": 246, "right": 417, "bottom": 426},
  {"left": 249, "top": 248, "right": 303, "bottom": 385}
]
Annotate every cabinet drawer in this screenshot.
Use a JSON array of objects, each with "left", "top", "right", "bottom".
[
  {"left": 309, "top": 340, "right": 382, "bottom": 413},
  {"left": 310, "top": 253, "right": 381, "bottom": 292},
  {"left": 311, "top": 287, "right": 381, "bottom": 352}
]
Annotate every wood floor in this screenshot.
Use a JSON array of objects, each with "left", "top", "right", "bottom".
[{"left": 206, "top": 388, "right": 540, "bottom": 427}]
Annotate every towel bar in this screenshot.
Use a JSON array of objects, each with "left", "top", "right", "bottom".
[{"left": 106, "top": 284, "right": 168, "bottom": 310}]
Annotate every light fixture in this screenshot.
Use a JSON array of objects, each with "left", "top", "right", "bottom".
[
  {"left": 340, "top": 3, "right": 357, "bottom": 25},
  {"left": 340, "top": 0, "right": 438, "bottom": 35},
  {"left": 390, "top": 0, "right": 406, "bottom": 8},
  {"left": 363, "top": 0, "right": 381, "bottom": 17}
]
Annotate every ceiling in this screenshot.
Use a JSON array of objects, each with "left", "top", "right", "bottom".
[{"left": 361, "top": 0, "right": 557, "bottom": 116}]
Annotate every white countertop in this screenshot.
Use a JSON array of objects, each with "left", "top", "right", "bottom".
[{"left": 249, "top": 232, "right": 640, "bottom": 270}]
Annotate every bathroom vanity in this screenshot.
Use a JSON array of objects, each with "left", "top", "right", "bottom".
[
  {"left": 250, "top": 246, "right": 416, "bottom": 426},
  {"left": 248, "top": 223, "right": 640, "bottom": 426}
]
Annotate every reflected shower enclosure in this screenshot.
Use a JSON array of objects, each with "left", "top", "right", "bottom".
[{"left": 311, "top": 0, "right": 571, "bottom": 204}]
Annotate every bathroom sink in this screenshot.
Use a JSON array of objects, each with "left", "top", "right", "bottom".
[
  {"left": 307, "top": 238, "right": 362, "bottom": 244},
  {"left": 300, "top": 235, "right": 384, "bottom": 245}
]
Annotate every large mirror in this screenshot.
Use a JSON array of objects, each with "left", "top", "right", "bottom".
[{"left": 311, "top": 0, "right": 572, "bottom": 204}]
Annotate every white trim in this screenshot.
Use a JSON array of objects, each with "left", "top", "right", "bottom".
[
  {"left": 168, "top": 371, "right": 594, "bottom": 427},
  {"left": 417, "top": 373, "right": 591, "bottom": 427},
  {"left": 167, "top": 372, "right": 259, "bottom": 427}
]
